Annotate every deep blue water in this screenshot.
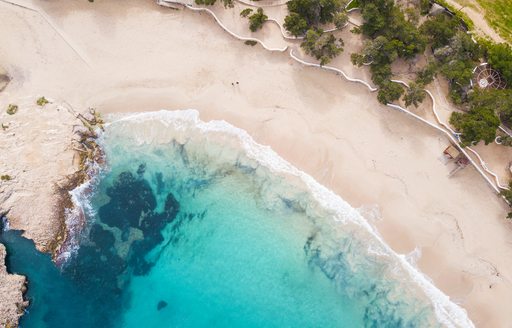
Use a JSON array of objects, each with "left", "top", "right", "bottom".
[{"left": 0, "top": 111, "right": 471, "bottom": 328}]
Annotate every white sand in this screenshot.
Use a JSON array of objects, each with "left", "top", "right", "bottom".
[{"left": 1, "top": 0, "right": 512, "bottom": 326}]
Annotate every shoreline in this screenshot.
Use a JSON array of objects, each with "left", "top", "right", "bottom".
[
  {"left": 108, "top": 109, "right": 475, "bottom": 326},
  {"left": 0, "top": 0, "right": 511, "bottom": 326}
]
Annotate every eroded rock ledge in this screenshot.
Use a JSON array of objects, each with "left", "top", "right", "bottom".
[
  {"left": 0, "top": 244, "right": 27, "bottom": 328},
  {"left": 0, "top": 97, "right": 102, "bottom": 325}
]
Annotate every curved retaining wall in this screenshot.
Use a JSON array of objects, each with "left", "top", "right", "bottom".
[{"left": 157, "top": 0, "right": 510, "bottom": 194}]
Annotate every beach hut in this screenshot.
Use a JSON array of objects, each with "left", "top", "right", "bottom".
[{"left": 443, "top": 145, "right": 460, "bottom": 160}]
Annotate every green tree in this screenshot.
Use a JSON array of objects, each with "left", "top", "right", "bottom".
[
  {"left": 301, "top": 28, "right": 344, "bottom": 65},
  {"left": 450, "top": 107, "right": 500, "bottom": 145},
  {"left": 222, "top": 0, "right": 234, "bottom": 8},
  {"left": 377, "top": 82, "right": 404, "bottom": 104},
  {"left": 420, "top": 14, "right": 458, "bottom": 49},
  {"left": 470, "top": 89, "right": 512, "bottom": 126},
  {"left": 240, "top": 8, "right": 253, "bottom": 17},
  {"left": 487, "top": 43, "right": 512, "bottom": 84},
  {"left": 195, "top": 0, "right": 217, "bottom": 5},
  {"left": 416, "top": 61, "right": 438, "bottom": 85},
  {"left": 369, "top": 63, "right": 392, "bottom": 86},
  {"left": 403, "top": 82, "right": 426, "bottom": 107},
  {"left": 284, "top": 12, "right": 309, "bottom": 36},
  {"left": 248, "top": 8, "right": 268, "bottom": 32},
  {"left": 333, "top": 12, "right": 348, "bottom": 29},
  {"left": 286, "top": 0, "right": 342, "bottom": 27}
]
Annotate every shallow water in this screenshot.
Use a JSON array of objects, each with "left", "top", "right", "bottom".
[{"left": 0, "top": 110, "right": 473, "bottom": 328}]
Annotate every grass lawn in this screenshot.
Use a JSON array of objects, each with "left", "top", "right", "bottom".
[
  {"left": 346, "top": 0, "right": 360, "bottom": 10},
  {"left": 476, "top": 0, "right": 512, "bottom": 43}
]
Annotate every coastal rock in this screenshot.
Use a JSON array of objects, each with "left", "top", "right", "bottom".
[
  {"left": 0, "top": 244, "right": 27, "bottom": 327},
  {"left": 0, "top": 99, "right": 90, "bottom": 254}
]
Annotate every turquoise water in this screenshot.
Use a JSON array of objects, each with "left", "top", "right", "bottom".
[{"left": 0, "top": 110, "right": 472, "bottom": 327}]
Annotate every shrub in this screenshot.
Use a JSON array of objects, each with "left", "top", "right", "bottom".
[
  {"left": 248, "top": 8, "right": 268, "bottom": 32},
  {"left": 0, "top": 175, "right": 11, "bottom": 181},
  {"left": 487, "top": 43, "right": 512, "bottom": 84},
  {"left": 284, "top": 0, "right": 344, "bottom": 36},
  {"left": 240, "top": 8, "right": 253, "bottom": 17},
  {"left": 301, "top": 28, "right": 344, "bottom": 65},
  {"left": 195, "top": 0, "right": 217, "bottom": 6},
  {"left": 6, "top": 104, "right": 17, "bottom": 115},
  {"left": 420, "top": 14, "right": 459, "bottom": 49},
  {"left": 403, "top": 82, "right": 426, "bottom": 107},
  {"left": 244, "top": 40, "right": 258, "bottom": 46},
  {"left": 377, "top": 81, "right": 404, "bottom": 104},
  {"left": 416, "top": 61, "right": 438, "bottom": 86},
  {"left": 450, "top": 106, "right": 500, "bottom": 145},
  {"left": 333, "top": 12, "right": 348, "bottom": 29},
  {"left": 37, "top": 96, "right": 49, "bottom": 107},
  {"left": 500, "top": 181, "right": 512, "bottom": 219},
  {"left": 284, "top": 12, "right": 309, "bottom": 36}
]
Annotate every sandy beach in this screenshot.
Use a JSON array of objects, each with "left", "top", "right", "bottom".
[{"left": 1, "top": 0, "right": 512, "bottom": 326}]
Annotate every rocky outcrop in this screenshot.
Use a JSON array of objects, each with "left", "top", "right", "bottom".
[{"left": 0, "top": 244, "right": 27, "bottom": 328}]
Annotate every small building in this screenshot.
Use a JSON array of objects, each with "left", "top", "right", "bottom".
[{"left": 444, "top": 145, "right": 460, "bottom": 160}]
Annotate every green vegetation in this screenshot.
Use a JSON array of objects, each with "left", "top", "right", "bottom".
[
  {"left": 284, "top": 13, "right": 309, "bottom": 37},
  {"left": 36, "top": 96, "right": 50, "bottom": 107},
  {"left": 351, "top": 0, "right": 426, "bottom": 104},
  {"left": 420, "top": 14, "right": 459, "bottom": 49},
  {"left": 240, "top": 8, "right": 253, "bottom": 18},
  {"left": 247, "top": 8, "right": 267, "bottom": 32},
  {"left": 301, "top": 28, "right": 344, "bottom": 65},
  {"left": 501, "top": 182, "right": 512, "bottom": 219},
  {"left": 195, "top": 0, "right": 233, "bottom": 8},
  {"left": 449, "top": 89, "right": 501, "bottom": 145},
  {"left": 433, "top": 0, "right": 474, "bottom": 30},
  {"left": 6, "top": 104, "right": 18, "bottom": 115},
  {"left": 0, "top": 175, "right": 11, "bottom": 181},
  {"left": 403, "top": 82, "right": 426, "bottom": 108},
  {"left": 487, "top": 43, "right": 512, "bottom": 84},
  {"left": 333, "top": 12, "right": 348, "bottom": 29},
  {"left": 475, "top": 0, "right": 512, "bottom": 43},
  {"left": 377, "top": 82, "right": 404, "bottom": 104},
  {"left": 244, "top": 40, "right": 258, "bottom": 46},
  {"left": 346, "top": 0, "right": 360, "bottom": 10},
  {"left": 345, "top": 0, "right": 512, "bottom": 218},
  {"left": 284, "top": 0, "right": 346, "bottom": 36}
]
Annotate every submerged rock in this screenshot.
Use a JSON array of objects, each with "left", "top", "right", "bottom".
[
  {"left": 100, "top": 171, "right": 156, "bottom": 229},
  {"left": 157, "top": 300, "right": 168, "bottom": 311},
  {"left": 89, "top": 224, "right": 115, "bottom": 252}
]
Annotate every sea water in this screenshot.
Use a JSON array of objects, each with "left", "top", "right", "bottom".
[{"left": 0, "top": 110, "right": 473, "bottom": 328}]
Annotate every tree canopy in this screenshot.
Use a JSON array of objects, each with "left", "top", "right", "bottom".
[
  {"left": 403, "top": 82, "right": 426, "bottom": 108},
  {"left": 248, "top": 8, "right": 268, "bottom": 32},
  {"left": 301, "top": 28, "right": 344, "bottom": 65},
  {"left": 284, "top": 0, "right": 346, "bottom": 36},
  {"left": 419, "top": 14, "right": 459, "bottom": 49},
  {"left": 487, "top": 43, "right": 512, "bottom": 84},
  {"left": 449, "top": 90, "right": 501, "bottom": 145},
  {"left": 284, "top": 13, "right": 309, "bottom": 36}
]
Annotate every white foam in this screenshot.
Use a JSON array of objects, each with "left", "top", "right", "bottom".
[
  {"left": 108, "top": 109, "right": 474, "bottom": 328},
  {"left": 1, "top": 216, "right": 10, "bottom": 232},
  {"left": 56, "top": 156, "right": 104, "bottom": 266}
]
